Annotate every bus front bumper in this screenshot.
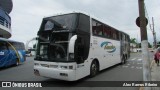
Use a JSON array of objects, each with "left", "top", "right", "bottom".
[{"left": 34, "top": 63, "right": 77, "bottom": 81}]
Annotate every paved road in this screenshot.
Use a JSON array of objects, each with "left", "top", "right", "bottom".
[{"left": 0, "top": 53, "right": 145, "bottom": 90}]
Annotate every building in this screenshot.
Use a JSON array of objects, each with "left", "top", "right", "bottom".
[{"left": 0, "top": 0, "right": 13, "bottom": 38}]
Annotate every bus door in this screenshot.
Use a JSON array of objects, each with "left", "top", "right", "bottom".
[
  {"left": 74, "top": 36, "right": 90, "bottom": 79},
  {"left": 120, "top": 34, "right": 123, "bottom": 56},
  {"left": 120, "top": 33, "right": 126, "bottom": 59}
]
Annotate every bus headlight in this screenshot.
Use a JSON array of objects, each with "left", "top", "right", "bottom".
[
  {"left": 34, "top": 63, "right": 39, "bottom": 66},
  {"left": 69, "top": 65, "right": 73, "bottom": 69},
  {"left": 59, "top": 65, "right": 74, "bottom": 69},
  {"left": 60, "top": 66, "right": 68, "bottom": 69},
  {"left": 69, "top": 53, "right": 74, "bottom": 60}
]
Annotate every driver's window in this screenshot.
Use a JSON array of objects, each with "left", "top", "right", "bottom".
[{"left": 40, "top": 45, "right": 48, "bottom": 58}]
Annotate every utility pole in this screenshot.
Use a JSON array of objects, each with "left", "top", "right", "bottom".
[
  {"left": 138, "top": 0, "right": 151, "bottom": 90},
  {"left": 152, "top": 17, "right": 157, "bottom": 49}
]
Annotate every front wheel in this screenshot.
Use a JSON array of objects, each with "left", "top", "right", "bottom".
[
  {"left": 15, "top": 59, "right": 19, "bottom": 66},
  {"left": 90, "top": 60, "right": 98, "bottom": 77}
]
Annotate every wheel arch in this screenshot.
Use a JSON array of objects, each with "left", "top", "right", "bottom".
[{"left": 91, "top": 58, "right": 100, "bottom": 71}]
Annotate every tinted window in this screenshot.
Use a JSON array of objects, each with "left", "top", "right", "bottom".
[
  {"left": 92, "top": 19, "right": 103, "bottom": 36},
  {"left": 78, "top": 14, "right": 90, "bottom": 33},
  {"left": 103, "top": 25, "right": 111, "bottom": 38},
  {"left": 0, "top": 41, "right": 7, "bottom": 50},
  {"left": 92, "top": 19, "right": 120, "bottom": 41},
  {"left": 112, "top": 30, "right": 119, "bottom": 40},
  {"left": 47, "top": 14, "right": 77, "bottom": 31},
  {"left": 8, "top": 42, "right": 24, "bottom": 50}
]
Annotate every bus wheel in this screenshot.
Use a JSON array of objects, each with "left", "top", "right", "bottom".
[
  {"left": 16, "top": 60, "right": 19, "bottom": 66},
  {"left": 90, "top": 60, "right": 98, "bottom": 77},
  {"left": 121, "top": 56, "right": 125, "bottom": 64}
]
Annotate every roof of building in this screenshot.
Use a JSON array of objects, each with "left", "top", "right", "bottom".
[{"left": 0, "top": 0, "right": 13, "bottom": 14}]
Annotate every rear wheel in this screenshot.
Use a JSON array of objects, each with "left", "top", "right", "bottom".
[
  {"left": 121, "top": 55, "right": 126, "bottom": 64},
  {"left": 125, "top": 54, "right": 128, "bottom": 60},
  {"left": 90, "top": 60, "right": 98, "bottom": 77}
]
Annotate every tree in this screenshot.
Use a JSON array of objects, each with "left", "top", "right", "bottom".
[
  {"left": 130, "top": 38, "right": 137, "bottom": 52},
  {"left": 137, "top": 43, "right": 141, "bottom": 48},
  {"left": 157, "top": 41, "right": 160, "bottom": 47},
  {"left": 136, "top": 42, "right": 152, "bottom": 48},
  {"left": 130, "top": 38, "right": 137, "bottom": 44},
  {"left": 148, "top": 42, "right": 152, "bottom": 48},
  {"left": 33, "top": 44, "right": 36, "bottom": 49}
]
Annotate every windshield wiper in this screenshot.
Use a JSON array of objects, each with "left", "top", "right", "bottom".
[
  {"left": 54, "top": 41, "right": 69, "bottom": 44},
  {"left": 52, "top": 30, "right": 70, "bottom": 33}
]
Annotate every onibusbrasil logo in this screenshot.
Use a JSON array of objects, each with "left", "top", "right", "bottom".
[{"left": 101, "top": 41, "right": 116, "bottom": 53}]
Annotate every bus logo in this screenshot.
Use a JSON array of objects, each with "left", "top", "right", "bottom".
[{"left": 101, "top": 42, "right": 116, "bottom": 53}]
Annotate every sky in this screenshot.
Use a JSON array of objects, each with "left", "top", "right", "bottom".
[{"left": 9, "top": 0, "right": 160, "bottom": 45}]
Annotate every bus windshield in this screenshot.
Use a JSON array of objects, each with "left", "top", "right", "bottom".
[
  {"left": 35, "top": 14, "right": 77, "bottom": 62},
  {"left": 39, "top": 13, "right": 77, "bottom": 33},
  {"left": 37, "top": 32, "right": 70, "bottom": 62}
]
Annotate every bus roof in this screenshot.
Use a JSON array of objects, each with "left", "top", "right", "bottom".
[
  {"left": 43, "top": 12, "right": 130, "bottom": 36},
  {"left": 44, "top": 12, "right": 88, "bottom": 19},
  {"left": 0, "top": 37, "right": 23, "bottom": 43}
]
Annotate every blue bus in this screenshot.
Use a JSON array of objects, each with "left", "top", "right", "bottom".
[{"left": 0, "top": 38, "right": 26, "bottom": 68}]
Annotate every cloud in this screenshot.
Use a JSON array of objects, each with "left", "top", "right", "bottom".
[
  {"left": 10, "top": 0, "right": 70, "bottom": 43},
  {"left": 9, "top": 0, "right": 160, "bottom": 44}
]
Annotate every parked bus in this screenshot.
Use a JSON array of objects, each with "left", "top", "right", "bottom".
[
  {"left": 34, "top": 12, "right": 130, "bottom": 81},
  {"left": 0, "top": 38, "right": 26, "bottom": 68}
]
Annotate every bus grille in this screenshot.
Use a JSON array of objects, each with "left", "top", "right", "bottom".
[{"left": 40, "top": 64, "right": 58, "bottom": 68}]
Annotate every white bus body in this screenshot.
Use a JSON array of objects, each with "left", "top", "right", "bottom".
[{"left": 34, "top": 13, "right": 130, "bottom": 81}]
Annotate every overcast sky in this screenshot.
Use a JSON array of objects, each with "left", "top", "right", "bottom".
[{"left": 9, "top": 0, "right": 160, "bottom": 45}]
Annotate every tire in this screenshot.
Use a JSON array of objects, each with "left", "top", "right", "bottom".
[
  {"left": 125, "top": 55, "right": 128, "bottom": 60},
  {"left": 90, "top": 60, "right": 98, "bottom": 77},
  {"left": 121, "top": 55, "right": 126, "bottom": 64},
  {"left": 16, "top": 60, "right": 19, "bottom": 66}
]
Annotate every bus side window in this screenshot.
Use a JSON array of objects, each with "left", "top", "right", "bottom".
[
  {"left": 113, "top": 31, "right": 116, "bottom": 40},
  {"left": 97, "top": 24, "right": 103, "bottom": 36},
  {"left": 92, "top": 20, "right": 97, "bottom": 35},
  {"left": 103, "top": 25, "right": 112, "bottom": 38},
  {"left": 113, "top": 30, "right": 119, "bottom": 40},
  {"left": 104, "top": 32, "right": 107, "bottom": 37},
  {"left": 7, "top": 42, "right": 13, "bottom": 50},
  {"left": 92, "top": 19, "right": 103, "bottom": 36},
  {"left": 116, "top": 31, "right": 119, "bottom": 40},
  {"left": 109, "top": 31, "right": 112, "bottom": 39},
  {"left": 0, "top": 42, "right": 7, "bottom": 50}
]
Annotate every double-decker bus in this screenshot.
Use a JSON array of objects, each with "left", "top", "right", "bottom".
[
  {"left": 0, "top": 38, "right": 26, "bottom": 68},
  {"left": 34, "top": 12, "right": 130, "bottom": 81}
]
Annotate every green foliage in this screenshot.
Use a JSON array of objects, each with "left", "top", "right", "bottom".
[
  {"left": 137, "top": 43, "right": 141, "bottom": 48},
  {"left": 148, "top": 42, "right": 152, "bottom": 48},
  {"left": 130, "top": 38, "right": 137, "bottom": 44},
  {"left": 136, "top": 42, "right": 152, "bottom": 48},
  {"left": 157, "top": 41, "right": 160, "bottom": 47}
]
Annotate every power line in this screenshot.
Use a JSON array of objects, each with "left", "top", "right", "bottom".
[
  {"left": 144, "top": 2, "right": 157, "bottom": 48},
  {"left": 144, "top": 3, "right": 153, "bottom": 32}
]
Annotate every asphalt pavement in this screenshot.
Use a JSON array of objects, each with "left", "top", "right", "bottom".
[
  {"left": 0, "top": 53, "right": 146, "bottom": 90},
  {"left": 151, "top": 52, "right": 160, "bottom": 90}
]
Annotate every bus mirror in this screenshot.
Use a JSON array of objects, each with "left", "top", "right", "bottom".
[
  {"left": 68, "top": 35, "right": 77, "bottom": 53},
  {"left": 36, "top": 37, "right": 38, "bottom": 40}
]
